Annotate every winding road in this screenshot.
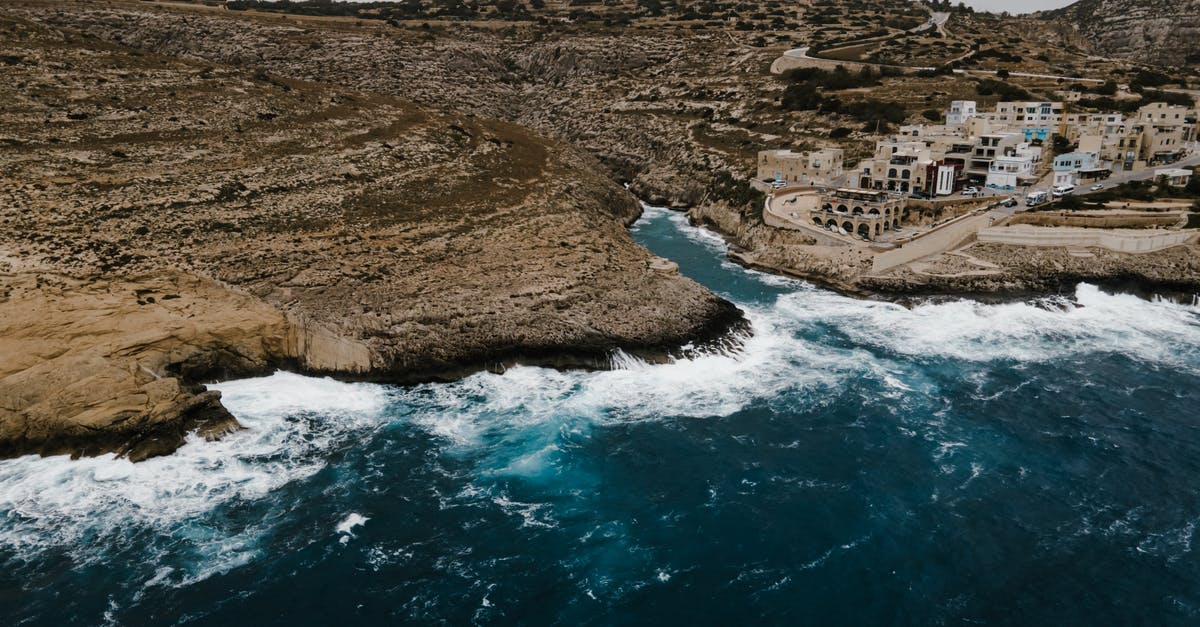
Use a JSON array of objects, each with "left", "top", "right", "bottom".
[{"left": 772, "top": 12, "right": 1104, "bottom": 85}]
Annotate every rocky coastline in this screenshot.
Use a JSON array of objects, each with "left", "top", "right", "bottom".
[
  {"left": 4, "top": 1, "right": 1195, "bottom": 462},
  {"left": 687, "top": 200, "right": 1200, "bottom": 302},
  {"left": 0, "top": 11, "right": 747, "bottom": 461}
]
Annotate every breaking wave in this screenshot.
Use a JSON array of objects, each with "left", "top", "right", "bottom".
[
  {"left": 2, "top": 204, "right": 1199, "bottom": 624},
  {"left": 0, "top": 372, "right": 391, "bottom": 584}
]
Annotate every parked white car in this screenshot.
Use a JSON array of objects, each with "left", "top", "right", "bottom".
[
  {"left": 961, "top": 186, "right": 980, "bottom": 197},
  {"left": 1089, "top": 183, "right": 1104, "bottom": 191}
]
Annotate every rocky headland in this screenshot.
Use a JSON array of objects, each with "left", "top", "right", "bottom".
[
  {"left": 4, "top": 0, "right": 1197, "bottom": 460},
  {"left": 0, "top": 11, "right": 745, "bottom": 460}
]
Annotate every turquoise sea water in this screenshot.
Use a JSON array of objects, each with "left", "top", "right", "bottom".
[{"left": 3, "top": 206, "right": 1200, "bottom": 625}]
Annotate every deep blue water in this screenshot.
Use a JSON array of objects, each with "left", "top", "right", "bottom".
[{"left": 4, "top": 206, "right": 1200, "bottom": 625}]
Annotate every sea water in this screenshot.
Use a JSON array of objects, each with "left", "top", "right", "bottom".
[{"left": 3, "top": 206, "right": 1200, "bottom": 625}]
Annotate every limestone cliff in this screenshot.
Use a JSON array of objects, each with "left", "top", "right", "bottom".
[
  {"left": 0, "top": 12, "right": 744, "bottom": 460},
  {"left": 1047, "top": 0, "right": 1200, "bottom": 67}
]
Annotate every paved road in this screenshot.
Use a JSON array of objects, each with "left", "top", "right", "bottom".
[
  {"left": 778, "top": 46, "right": 937, "bottom": 72},
  {"left": 776, "top": 31, "right": 1111, "bottom": 85},
  {"left": 952, "top": 68, "right": 1103, "bottom": 84},
  {"left": 910, "top": 12, "right": 949, "bottom": 34},
  {"left": 1075, "top": 150, "right": 1200, "bottom": 196}
]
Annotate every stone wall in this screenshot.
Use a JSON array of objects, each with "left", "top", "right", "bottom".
[{"left": 977, "top": 225, "right": 1198, "bottom": 253}]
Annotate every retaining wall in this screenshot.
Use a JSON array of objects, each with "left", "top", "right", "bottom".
[{"left": 976, "top": 225, "right": 1197, "bottom": 253}]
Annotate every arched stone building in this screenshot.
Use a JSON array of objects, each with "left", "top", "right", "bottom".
[{"left": 808, "top": 188, "right": 903, "bottom": 241}]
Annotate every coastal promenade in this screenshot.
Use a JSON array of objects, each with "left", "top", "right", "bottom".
[
  {"left": 763, "top": 188, "right": 1015, "bottom": 274},
  {"left": 870, "top": 200, "right": 1015, "bottom": 273}
]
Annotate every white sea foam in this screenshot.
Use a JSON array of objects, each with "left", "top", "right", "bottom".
[
  {"left": 774, "top": 282, "right": 1200, "bottom": 367},
  {"left": 397, "top": 300, "right": 858, "bottom": 482},
  {"left": 4, "top": 206, "right": 1198, "bottom": 595},
  {"left": 337, "top": 513, "right": 370, "bottom": 544},
  {"left": 0, "top": 372, "right": 390, "bottom": 581},
  {"left": 397, "top": 260, "right": 1199, "bottom": 487}
]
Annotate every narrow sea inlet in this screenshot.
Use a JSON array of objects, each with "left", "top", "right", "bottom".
[{"left": 4, "top": 206, "right": 1200, "bottom": 625}]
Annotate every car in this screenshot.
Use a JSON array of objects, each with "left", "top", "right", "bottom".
[
  {"left": 961, "top": 187, "right": 980, "bottom": 197},
  {"left": 762, "top": 178, "right": 777, "bottom": 183},
  {"left": 1002, "top": 197, "right": 1018, "bottom": 208},
  {"left": 1089, "top": 183, "right": 1104, "bottom": 191},
  {"left": 909, "top": 190, "right": 929, "bottom": 200},
  {"left": 771, "top": 180, "right": 788, "bottom": 190}
]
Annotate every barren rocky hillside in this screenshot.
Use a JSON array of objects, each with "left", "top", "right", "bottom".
[
  {"left": 18, "top": 0, "right": 760, "bottom": 206},
  {"left": 0, "top": 11, "right": 743, "bottom": 460},
  {"left": 1047, "top": 0, "right": 1200, "bottom": 67},
  {"left": 17, "top": 0, "right": 1129, "bottom": 214}
]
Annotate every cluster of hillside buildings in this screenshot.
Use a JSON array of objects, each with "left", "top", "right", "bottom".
[{"left": 758, "top": 100, "right": 1196, "bottom": 196}]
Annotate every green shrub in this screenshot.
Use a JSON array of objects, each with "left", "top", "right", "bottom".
[{"left": 708, "top": 171, "right": 764, "bottom": 208}]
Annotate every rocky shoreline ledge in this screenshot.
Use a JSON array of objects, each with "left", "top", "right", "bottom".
[
  {"left": 689, "top": 199, "right": 1200, "bottom": 301},
  {"left": 0, "top": 14, "right": 747, "bottom": 461}
]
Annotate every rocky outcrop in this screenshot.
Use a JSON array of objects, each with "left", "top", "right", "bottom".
[
  {"left": 859, "top": 241, "right": 1200, "bottom": 297},
  {"left": 1046, "top": 0, "right": 1200, "bottom": 67},
  {"left": 0, "top": 272, "right": 291, "bottom": 461},
  {"left": 0, "top": 11, "right": 745, "bottom": 460}
]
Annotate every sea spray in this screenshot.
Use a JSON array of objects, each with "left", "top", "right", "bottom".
[{"left": 4, "top": 206, "right": 1200, "bottom": 625}]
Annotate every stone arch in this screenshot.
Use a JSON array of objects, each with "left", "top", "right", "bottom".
[
  {"left": 900, "top": 181, "right": 910, "bottom": 192},
  {"left": 812, "top": 216, "right": 824, "bottom": 226},
  {"left": 852, "top": 206, "right": 864, "bottom": 216},
  {"left": 900, "top": 169, "right": 911, "bottom": 179},
  {"left": 841, "top": 220, "right": 854, "bottom": 233},
  {"left": 826, "top": 218, "right": 838, "bottom": 229},
  {"left": 888, "top": 168, "right": 898, "bottom": 178},
  {"left": 875, "top": 223, "right": 882, "bottom": 236},
  {"left": 837, "top": 204, "right": 848, "bottom": 214},
  {"left": 868, "top": 208, "right": 880, "bottom": 216},
  {"left": 822, "top": 203, "right": 833, "bottom": 212},
  {"left": 893, "top": 218, "right": 900, "bottom": 229},
  {"left": 857, "top": 223, "right": 871, "bottom": 239}
]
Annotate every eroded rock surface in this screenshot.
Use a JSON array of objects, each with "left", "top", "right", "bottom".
[
  {"left": 1048, "top": 0, "right": 1200, "bottom": 67},
  {"left": 0, "top": 12, "right": 744, "bottom": 459},
  {"left": 0, "top": 272, "right": 289, "bottom": 461}
]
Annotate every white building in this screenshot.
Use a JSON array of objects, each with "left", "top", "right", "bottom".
[
  {"left": 946, "top": 100, "right": 977, "bottom": 126},
  {"left": 1155, "top": 168, "right": 1193, "bottom": 187},
  {"left": 982, "top": 101, "right": 1065, "bottom": 142},
  {"left": 932, "top": 164, "right": 958, "bottom": 196},
  {"left": 1052, "top": 151, "right": 1102, "bottom": 188},
  {"left": 986, "top": 155, "right": 1035, "bottom": 190}
]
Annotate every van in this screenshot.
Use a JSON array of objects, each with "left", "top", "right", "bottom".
[
  {"left": 1026, "top": 191, "right": 1048, "bottom": 206},
  {"left": 1052, "top": 185, "right": 1075, "bottom": 197}
]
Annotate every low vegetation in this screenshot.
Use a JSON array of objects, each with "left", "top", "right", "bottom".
[{"left": 708, "top": 171, "right": 765, "bottom": 208}]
